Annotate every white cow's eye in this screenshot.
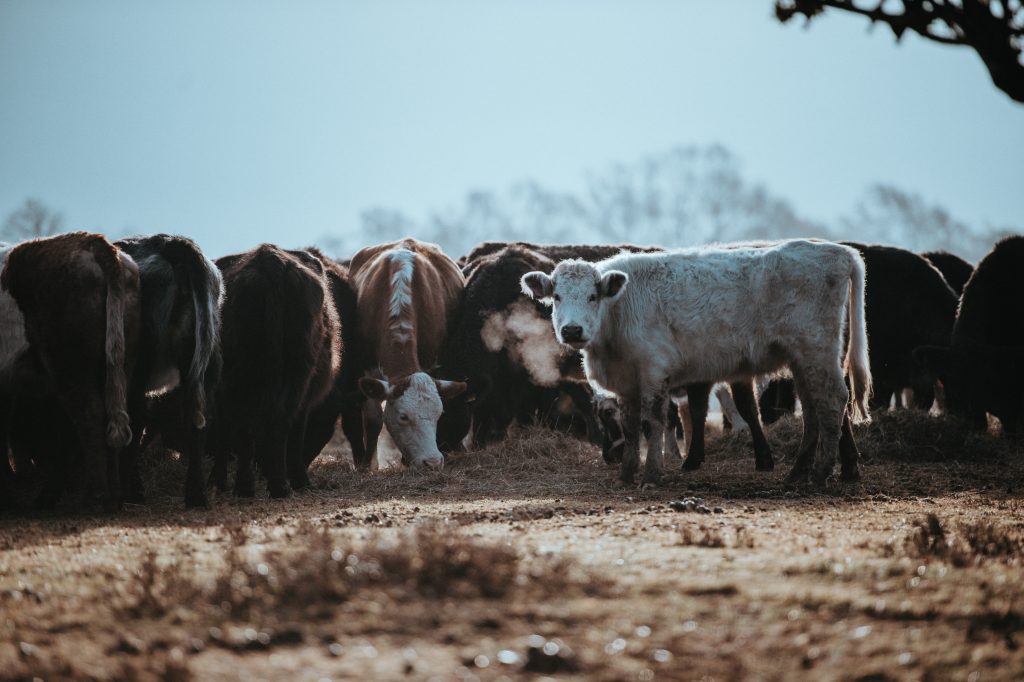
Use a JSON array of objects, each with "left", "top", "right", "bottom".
[
  {"left": 588, "top": 294, "right": 597, "bottom": 302},
  {"left": 398, "top": 413, "right": 410, "bottom": 422}
]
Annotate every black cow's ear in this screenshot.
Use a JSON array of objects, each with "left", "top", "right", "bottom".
[
  {"left": 600, "top": 270, "right": 628, "bottom": 299},
  {"left": 913, "top": 345, "right": 951, "bottom": 374},
  {"left": 521, "top": 271, "right": 553, "bottom": 301},
  {"left": 359, "top": 377, "right": 391, "bottom": 401}
]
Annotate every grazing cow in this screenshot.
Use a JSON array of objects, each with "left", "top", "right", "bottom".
[
  {"left": 351, "top": 239, "right": 467, "bottom": 467},
  {"left": 522, "top": 240, "right": 871, "bottom": 486},
  {"left": 436, "top": 245, "right": 603, "bottom": 451},
  {"left": 0, "top": 244, "right": 29, "bottom": 507},
  {"left": 215, "top": 245, "right": 340, "bottom": 497},
  {"left": 297, "top": 249, "right": 384, "bottom": 470},
  {"left": 842, "top": 243, "right": 958, "bottom": 410},
  {"left": 916, "top": 236, "right": 1024, "bottom": 435},
  {"left": 922, "top": 250, "right": 974, "bottom": 297},
  {"left": 1, "top": 232, "right": 139, "bottom": 508},
  {"left": 113, "top": 234, "right": 223, "bottom": 508}
]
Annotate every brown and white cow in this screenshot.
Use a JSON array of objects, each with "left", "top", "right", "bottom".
[
  {"left": 1, "top": 232, "right": 139, "bottom": 508},
  {"left": 350, "top": 238, "right": 466, "bottom": 467}
]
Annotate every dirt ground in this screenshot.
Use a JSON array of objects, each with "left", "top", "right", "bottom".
[{"left": 1, "top": 412, "right": 1023, "bottom": 682}]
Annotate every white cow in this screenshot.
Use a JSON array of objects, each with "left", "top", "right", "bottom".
[{"left": 522, "top": 239, "right": 870, "bottom": 487}]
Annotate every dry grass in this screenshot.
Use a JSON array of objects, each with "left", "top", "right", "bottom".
[
  {"left": 122, "top": 519, "right": 610, "bottom": 627},
  {"left": 892, "top": 513, "right": 1024, "bottom": 567}
]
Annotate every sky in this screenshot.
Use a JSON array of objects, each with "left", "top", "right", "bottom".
[{"left": 0, "top": 0, "right": 1020, "bottom": 258}]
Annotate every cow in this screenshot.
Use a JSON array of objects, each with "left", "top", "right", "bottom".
[
  {"left": 436, "top": 245, "right": 603, "bottom": 452},
  {"left": 922, "top": 250, "right": 974, "bottom": 297},
  {"left": 522, "top": 239, "right": 871, "bottom": 487},
  {"left": 1, "top": 232, "right": 139, "bottom": 509},
  {"left": 214, "top": 245, "right": 340, "bottom": 497},
  {"left": 297, "top": 249, "right": 384, "bottom": 471},
  {"left": 916, "top": 236, "right": 1024, "bottom": 436},
  {"left": 113, "top": 234, "right": 223, "bottom": 508},
  {"left": 0, "top": 244, "right": 29, "bottom": 508},
  {"left": 350, "top": 239, "right": 466, "bottom": 467},
  {"left": 841, "top": 243, "right": 958, "bottom": 411}
]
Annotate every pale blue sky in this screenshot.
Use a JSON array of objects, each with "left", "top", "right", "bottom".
[{"left": 0, "top": 0, "right": 1019, "bottom": 257}]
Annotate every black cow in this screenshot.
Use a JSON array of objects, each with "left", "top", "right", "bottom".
[
  {"left": 917, "top": 236, "right": 1024, "bottom": 435},
  {"left": 114, "top": 234, "right": 223, "bottom": 508},
  {"left": 437, "top": 245, "right": 603, "bottom": 451},
  {"left": 298, "top": 248, "right": 384, "bottom": 471},
  {"left": 842, "top": 242, "right": 958, "bottom": 410},
  {"left": 922, "top": 250, "right": 974, "bottom": 297},
  {"left": 214, "top": 245, "right": 340, "bottom": 497}
]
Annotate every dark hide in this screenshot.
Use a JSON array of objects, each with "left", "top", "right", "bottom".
[
  {"left": 215, "top": 245, "right": 340, "bottom": 498},
  {"left": 114, "top": 234, "right": 223, "bottom": 508},
  {"left": 916, "top": 236, "right": 1024, "bottom": 435},
  {"left": 843, "top": 243, "right": 958, "bottom": 411},
  {"left": 297, "top": 249, "right": 385, "bottom": 471},
  {"left": 437, "top": 246, "right": 602, "bottom": 450},
  {"left": 922, "top": 250, "right": 974, "bottom": 297},
  {"left": 0, "top": 232, "right": 139, "bottom": 509}
]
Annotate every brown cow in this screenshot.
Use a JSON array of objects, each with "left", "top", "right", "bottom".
[
  {"left": 351, "top": 238, "right": 466, "bottom": 467},
  {"left": 1, "top": 232, "right": 139, "bottom": 508},
  {"left": 215, "top": 245, "right": 340, "bottom": 498}
]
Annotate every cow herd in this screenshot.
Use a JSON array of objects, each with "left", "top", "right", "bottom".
[{"left": 0, "top": 231, "right": 1020, "bottom": 511}]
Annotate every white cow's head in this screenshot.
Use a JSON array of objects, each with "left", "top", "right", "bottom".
[
  {"left": 520, "top": 260, "right": 628, "bottom": 350},
  {"left": 359, "top": 372, "right": 467, "bottom": 467}
]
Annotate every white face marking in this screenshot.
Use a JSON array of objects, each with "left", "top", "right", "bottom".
[
  {"left": 383, "top": 372, "right": 445, "bottom": 468},
  {"left": 386, "top": 248, "right": 415, "bottom": 320}
]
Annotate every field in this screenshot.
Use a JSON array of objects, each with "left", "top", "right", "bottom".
[{"left": 1, "top": 412, "right": 1023, "bottom": 681}]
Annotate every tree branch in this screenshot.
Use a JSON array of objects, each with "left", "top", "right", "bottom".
[{"left": 775, "top": 0, "right": 1024, "bottom": 103}]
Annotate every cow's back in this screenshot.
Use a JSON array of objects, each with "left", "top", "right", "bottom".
[
  {"left": 218, "top": 245, "right": 333, "bottom": 420},
  {"left": 952, "top": 236, "right": 1024, "bottom": 348},
  {"left": 922, "top": 250, "right": 974, "bottom": 296},
  {"left": 592, "top": 240, "right": 860, "bottom": 386},
  {"left": 352, "top": 238, "right": 464, "bottom": 371}
]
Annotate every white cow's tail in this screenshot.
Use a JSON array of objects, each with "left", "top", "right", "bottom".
[{"left": 846, "top": 251, "right": 871, "bottom": 422}]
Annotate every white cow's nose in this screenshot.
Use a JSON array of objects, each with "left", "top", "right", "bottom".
[{"left": 421, "top": 454, "right": 445, "bottom": 469}]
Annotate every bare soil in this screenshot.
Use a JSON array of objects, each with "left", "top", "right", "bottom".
[{"left": 1, "top": 412, "right": 1023, "bottom": 681}]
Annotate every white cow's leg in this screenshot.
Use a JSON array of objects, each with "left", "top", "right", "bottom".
[
  {"left": 784, "top": 368, "right": 817, "bottom": 485},
  {"left": 619, "top": 398, "right": 642, "bottom": 484},
  {"left": 809, "top": 364, "right": 849, "bottom": 486},
  {"left": 641, "top": 391, "right": 669, "bottom": 486}
]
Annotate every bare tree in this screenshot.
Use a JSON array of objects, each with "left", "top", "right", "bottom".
[
  {"left": 775, "top": 0, "right": 1024, "bottom": 103},
  {"left": 840, "top": 183, "right": 1012, "bottom": 260},
  {"left": 2, "top": 198, "right": 64, "bottom": 243}
]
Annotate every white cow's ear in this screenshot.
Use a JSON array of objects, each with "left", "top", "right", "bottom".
[
  {"left": 359, "top": 377, "right": 392, "bottom": 401},
  {"left": 521, "top": 271, "right": 554, "bottom": 301},
  {"left": 599, "top": 271, "right": 628, "bottom": 300}
]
